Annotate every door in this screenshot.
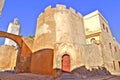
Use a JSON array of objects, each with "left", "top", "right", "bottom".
[{"left": 62, "top": 54, "right": 70, "bottom": 72}]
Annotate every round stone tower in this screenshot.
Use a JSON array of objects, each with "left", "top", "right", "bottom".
[{"left": 32, "top": 4, "right": 86, "bottom": 72}]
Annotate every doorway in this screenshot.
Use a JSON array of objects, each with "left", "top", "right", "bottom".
[{"left": 62, "top": 54, "right": 70, "bottom": 72}]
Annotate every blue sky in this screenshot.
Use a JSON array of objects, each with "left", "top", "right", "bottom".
[{"left": 0, "top": 0, "right": 120, "bottom": 45}]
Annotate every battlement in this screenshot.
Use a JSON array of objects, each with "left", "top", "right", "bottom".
[
  {"left": 43, "top": 4, "right": 83, "bottom": 18},
  {"left": 77, "top": 12, "right": 83, "bottom": 18},
  {"left": 45, "top": 4, "right": 66, "bottom": 11},
  {"left": 45, "top": 5, "right": 52, "bottom": 11},
  {"left": 56, "top": 4, "right": 66, "bottom": 10},
  {"left": 69, "top": 7, "right": 76, "bottom": 14},
  {"left": 38, "top": 13, "right": 43, "bottom": 19}
]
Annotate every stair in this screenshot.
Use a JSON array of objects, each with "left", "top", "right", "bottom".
[
  {"left": 55, "top": 72, "right": 85, "bottom": 80},
  {"left": 61, "top": 72, "right": 75, "bottom": 80}
]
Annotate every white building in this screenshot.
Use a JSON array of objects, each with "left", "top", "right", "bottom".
[{"left": 4, "top": 18, "right": 21, "bottom": 47}]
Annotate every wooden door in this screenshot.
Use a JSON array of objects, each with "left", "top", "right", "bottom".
[{"left": 62, "top": 54, "right": 70, "bottom": 72}]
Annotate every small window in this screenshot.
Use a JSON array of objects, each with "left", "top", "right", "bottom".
[
  {"left": 102, "top": 23, "right": 105, "bottom": 30},
  {"left": 106, "top": 27, "right": 109, "bottom": 32},
  {"left": 109, "top": 43, "right": 112, "bottom": 49},
  {"left": 90, "top": 38, "right": 96, "bottom": 44},
  {"left": 113, "top": 61, "right": 116, "bottom": 70},
  {"left": 114, "top": 46, "right": 117, "bottom": 52}
]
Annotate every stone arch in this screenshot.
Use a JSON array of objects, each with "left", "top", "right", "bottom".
[
  {"left": 0, "top": 31, "right": 22, "bottom": 70},
  {"left": 90, "top": 38, "right": 96, "bottom": 44},
  {"left": 0, "top": 31, "right": 32, "bottom": 72},
  {"left": 0, "top": 31, "right": 22, "bottom": 47},
  {"left": 54, "top": 43, "right": 76, "bottom": 71}
]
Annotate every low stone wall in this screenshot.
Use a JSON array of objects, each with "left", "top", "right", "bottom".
[
  {"left": 0, "top": 45, "right": 18, "bottom": 70},
  {"left": 30, "top": 49, "right": 56, "bottom": 76}
]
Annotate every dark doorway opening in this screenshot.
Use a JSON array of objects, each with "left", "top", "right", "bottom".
[
  {"left": 113, "top": 61, "right": 116, "bottom": 70},
  {"left": 118, "top": 61, "right": 120, "bottom": 69}
]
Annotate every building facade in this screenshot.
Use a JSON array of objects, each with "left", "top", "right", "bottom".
[{"left": 84, "top": 10, "right": 120, "bottom": 72}]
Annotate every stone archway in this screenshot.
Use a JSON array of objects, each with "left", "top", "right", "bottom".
[
  {"left": 62, "top": 54, "right": 70, "bottom": 72},
  {"left": 0, "top": 31, "right": 32, "bottom": 73}
]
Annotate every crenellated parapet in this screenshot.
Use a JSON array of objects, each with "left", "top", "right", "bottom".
[
  {"left": 55, "top": 4, "right": 83, "bottom": 19},
  {"left": 56, "top": 4, "right": 66, "bottom": 10},
  {"left": 38, "top": 4, "right": 83, "bottom": 20}
]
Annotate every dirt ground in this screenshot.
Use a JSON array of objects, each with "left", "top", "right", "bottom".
[
  {"left": 0, "top": 71, "right": 54, "bottom": 80},
  {"left": 0, "top": 71, "right": 120, "bottom": 80}
]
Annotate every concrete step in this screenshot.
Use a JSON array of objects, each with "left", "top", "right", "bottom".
[{"left": 61, "top": 72, "right": 75, "bottom": 80}]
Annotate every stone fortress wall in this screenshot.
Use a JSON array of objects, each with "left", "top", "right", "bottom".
[
  {"left": 0, "top": 45, "right": 18, "bottom": 70},
  {"left": 32, "top": 4, "right": 86, "bottom": 72},
  {"left": 31, "top": 4, "right": 120, "bottom": 75}
]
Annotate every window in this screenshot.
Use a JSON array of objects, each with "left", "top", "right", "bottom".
[
  {"left": 113, "top": 61, "right": 116, "bottom": 70},
  {"left": 102, "top": 23, "right": 105, "bottom": 30},
  {"left": 114, "top": 46, "right": 117, "bottom": 52},
  {"left": 90, "top": 38, "right": 96, "bottom": 44},
  {"left": 109, "top": 43, "right": 112, "bottom": 49},
  {"left": 106, "top": 27, "right": 109, "bottom": 32}
]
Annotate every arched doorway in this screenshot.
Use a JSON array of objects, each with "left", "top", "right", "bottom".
[
  {"left": 0, "top": 31, "right": 32, "bottom": 73},
  {"left": 62, "top": 54, "right": 70, "bottom": 72}
]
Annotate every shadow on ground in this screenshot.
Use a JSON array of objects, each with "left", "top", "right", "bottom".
[{"left": 0, "top": 66, "right": 120, "bottom": 80}]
